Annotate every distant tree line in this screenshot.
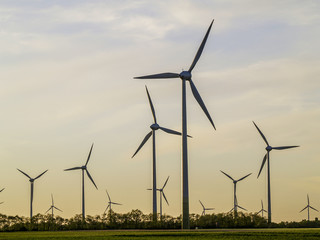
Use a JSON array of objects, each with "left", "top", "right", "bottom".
[{"left": 0, "top": 210, "right": 319, "bottom": 231}]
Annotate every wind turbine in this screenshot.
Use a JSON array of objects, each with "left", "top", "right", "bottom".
[
  {"left": 199, "top": 200, "right": 214, "bottom": 216},
  {"left": 148, "top": 176, "right": 170, "bottom": 221},
  {"left": 132, "top": 86, "right": 182, "bottom": 221},
  {"left": 17, "top": 169, "right": 48, "bottom": 219},
  {"left": 45, "top": 194, "right": 62, "bottom": 220},
  {"left": 0, "top": 188, "right": 4, "bottom": 205},
  {"left": 135, "top": 20, "right": 215, "bottom": 229},
  {"left": 104, "top": 190, "right": 122, "bottom": 219},
  {"left": 64, "top": 143, "right": 98, "bottom": 220},
  {"left": 220, "top": 170, "right": 251, "bottom": 215},
  {"left": 253, "top": 121, "right": 299, "bottom": 223},
  {"left": 299, "top": 194, "right": 318, "bottom": 221},
  {"left": 256, "top": 200, "right": 267, "bottom": 218},
  {"left": 227, "top": 196, "right": 247, "bottom": 214}
]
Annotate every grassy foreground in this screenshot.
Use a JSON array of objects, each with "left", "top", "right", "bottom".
[{"left": 0, "top": 229, "right": 320, "bottom": 240}]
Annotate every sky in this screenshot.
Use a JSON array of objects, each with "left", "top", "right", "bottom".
[{"left": 0, "top": 0, "right": 319, "bottom": 223}]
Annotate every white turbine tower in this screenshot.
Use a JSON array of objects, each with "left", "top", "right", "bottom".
[
  {"left": 45, "top": 194, "right": 62, "bottom": 220},
  {"left": 135, "top": 20, "right": 215, "bottom": 229}
]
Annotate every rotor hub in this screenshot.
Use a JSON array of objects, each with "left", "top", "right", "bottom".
[
  {"left": 179, "top": 71, "right": 192, "bottom": 80},
  {"left": 150, "top": 123, "right": 159, "bottom": 130},
  {"left": 266, "top": 146, "right": 272, "bottom": 151},
  {"left": 81, "top": 166, "right": 86, "bottom": 170},
  {"left": 29, "top": 179, "right": 34, "bottom": 183}
]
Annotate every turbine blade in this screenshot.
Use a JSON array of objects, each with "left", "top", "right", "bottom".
[
  {"left": 206, "top": 208, "right": 214, "bottom": 210},
  {"left": 237, "top": 205, "right": 247, "bottom": 211},
  {"left": 111, "top": 202, "right": 122, "bottom": 205},
  {"left": 189, "top": 79, "right": 215, "bottom": 130},
  {"left": 106, "top": 190, "right": 111, "bottom": 202},
  {"left": 86, "top": 169, "right": 98, "bottom": 189},
  {"left": 162, "top": 192, "right": 169, "bottom": 205},
  {"left": 104, "top": 205, "right": 110, "bottom": 214},
  {"left": 220, "top": 170, "right": 234, "bottom": 181},
  {"left": 159, "top": 126, "right": 181, "bottom": 136},
  {"left": 85, "top": 143, "right": 94, "bottom": 166},
  {"left": 272, "top": 146, "right": 299, "bottom": 150},
  {"left": 199, "top": 200, "right": 205, "bottom": 209},
  {"left": 147, "top": 188, "right": 152, "bottom": 191},
  {"left": 45, "top": 207, "right": 52, "bottom": 214},
  {"left": 300, "top": 206, "right": 308, "bottom": 212},
  {"left": 135, "top": 72, "right": 180, "bottom": 79},
  {"left": 307, "top": 194, "right": 309, "bottom": 205},
  {"left": 64, "top": 167, "right": 82, "bottom": 171},
  {"left": 0, "top": 188, "right": 5, "bottom": 192},
  {"left": 131, "top": 131, "right": 152, "bottom": 158},
  {"left": 256, "top": 209, "right": 262, "bottom": 214},
  {"left": 263, "top": 210, "right": 268, "bottom": 213},
  {"left": 162, "top": 176, "right": 170, "bottom": 189},
  {"left": 54, "top": 206, "right": 63, "bottom": 212},
  {"left": 51, "top": 194, "right": 54, "bottom": 206},
  {"left": 17, "top": 169, "right": 31, "bottom": 179},
  {"left": 189, "top": 20, "right": 214, "bottom": 72},
  {"left": 310, "top": 206, "right": 319, "bottom": 212},
  {"left": 34, "top": 169, "right": 48, "bottom": 180},
  {"left": 252, "top": 121, "right": 269, "bottom": 146},
  {"left": 257, "top": 153, "right": 267, "bottom": 178},
  {"left": 237, "top": 173, "right": 252, "bottom": 182},
  {"left": 145, "top": 86, "right": 157, "bottom": 123}
]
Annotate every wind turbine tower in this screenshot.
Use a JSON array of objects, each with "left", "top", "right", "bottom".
[
  {"left": 220, "top": 170, "right": 251, "bottom": 215},
  {"left": 135, "top": 20, "right": 216, "bottom": 229},
  {"left": 132, "top": 86, "right": 182, "bottom": 221},
  {"left": 64, "top": 143, "right": 98, "bottom": 220},
  {"left": 253, "top": 121, "right": 299, "bottom": 223},
  {"left": 17, "top": 169, "right": 48, "bottom": 219}
]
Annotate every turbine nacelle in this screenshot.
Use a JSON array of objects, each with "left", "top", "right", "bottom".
[
  {"left": 150, "top": 123, "right": 160, "bottom": 130},
  {"left": 179, "top": 71, "right": 192, "bottom": 80},
  {"left": 266, "top": 146, "right": 272, "bottom": 151},
  {"left": 81, "top": 166, "right": 86, "bottom": 170},
  {"left": 29, "top": 179, "right": 34, "bottom": 183}
]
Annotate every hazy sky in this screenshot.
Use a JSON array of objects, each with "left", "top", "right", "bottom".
[{"left": 0, "top": 0, "right": 319, "bottom": 223}]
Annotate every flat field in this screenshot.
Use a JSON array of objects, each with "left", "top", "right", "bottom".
[{"left": 0, "top": 229, "right": 319, "bottom": 240}]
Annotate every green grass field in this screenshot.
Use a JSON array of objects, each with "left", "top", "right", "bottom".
[{"left": 0, "top": 229, "right": 320, "bottom": 240}]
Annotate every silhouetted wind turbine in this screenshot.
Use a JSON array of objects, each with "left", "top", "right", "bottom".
[
  {"left": 135, "top": 20, "right": 215, "bottom": 229},
  {"left": 104, "top": 190, "right": 122, "bottom": 219},
  {"left": 148, "top": 176, "right": 170, "bottom": 221},
  {"left": 227, "top": 196, "right": 247, "bottom": 214},
  {"left": 0, "top": 188, "right": 4, "bottom": 205},
  {"left": 199, "top": 200, "right": 214, "bottom": 216},
  {"left": 253, "top": 121, "right": 299, "bottom": 223},
  {"left": 221, "top": 170, "right": 251, "bottom": 215},
  {"left": 256, "top": 200, "right": 267, "bottom": 218},
  {"left": 45, "top": 194, "right": 62, "bottom": 220},
  {"left": 300, "top": 194, "right": 318, "bottom": 221},
  {"left": 132, "top": 86, "right": 182, "bottom": 221},
  {"left": 17, "top": 169, "right": 48, "bottom": 219},
  {"left": 64, "top": 143, "right": 97, "bottom": 220}
]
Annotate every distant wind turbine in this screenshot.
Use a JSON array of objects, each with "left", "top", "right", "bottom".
[
  {"left": 228, "top": 196, "right": 247, "bottom": 214},
  {"left": 300, "top": 194, "right": 318, "bottom": 221},
  {"left": 199, "top": 200, "right": 214, "bottom": 216},
  {"left": 0, "top": 188, "right": 4, "bottom": 205},
  {"left": 135, "top": 20, "right": 215, "bottom": 229},
  {"left": 256, "top": 200, "right": 267, "bottom": 218},
  {"left": 104, "top": 190, "right": 122, "bottom": 219},
  {"left": 148, "top": 176, "right": 170, "bottom": 221},
  {"left": 132, "top": 86, "right": 182, "bottom": 221},
  {"left": 221, "top": 170, "right": 251, "bottom": 215},
  {"left": 45, "top": 194, "right": 62, "bottom": 220},
  {"left": 17, "top": 169, "right": 48, "bottom": 219},
  {"left": 64, "top": 143, "right": 98, "bottom": 220},
  {"left": 253, "top": 121, "right": 299, "bottom": 223}
]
